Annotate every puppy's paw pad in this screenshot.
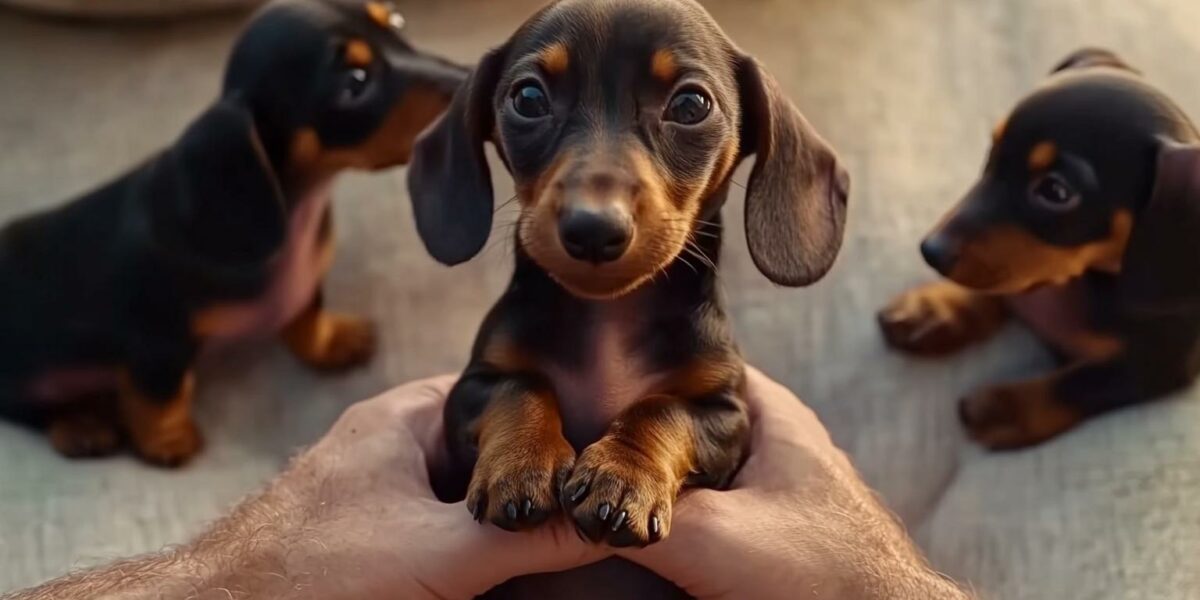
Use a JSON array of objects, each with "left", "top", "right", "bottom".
[
  {"left": 959, "top": 384, "right": 1080, "bottom": 450},
  {"left": 134, "top": 421, "right": 204, "bottom": 468},
  {"left": 467, "top": 435, "right": 575, "bottom": 531},
  {"left": 49, "top": 416, "right": 121, "bottom": 459},
  {"left": 563, "top": 439, "right": 676, "bottom": 547}
]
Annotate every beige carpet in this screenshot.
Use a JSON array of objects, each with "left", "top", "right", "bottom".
[{"left": 1, "top": 1, "right": 1199, "bottom": 597}]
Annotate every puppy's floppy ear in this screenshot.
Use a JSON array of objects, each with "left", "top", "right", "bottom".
[
  {"left": 161, "top": 94, "right": 286, "bottom": 268},
  {"left": 1120, "top": 141, "right": 1200, "bottom": 313},
  {"left": 407, "top": 46, "right": 507, "bottom": 266},
  {"left": 1050, "top": 47, "right": 1140, "bottom": 75},
  {"left": 736, "top": 56, "right": 850, "bottom": 287}
]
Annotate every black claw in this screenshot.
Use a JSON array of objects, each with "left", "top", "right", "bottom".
[
  {"left": 610, "top": 510, "right": 628, "bottom": 532},
  {"left": 505, "top": 501, "right": 518, "bottom": 522},
  {"left": 522, "top": 498, "right": 533, "bottom": 517},
  {"left": 471, "top": 499, "right": 484, "bottom": 522},
  {"left": 597, "top": 503, "right": 611, "bottom": 521},
  {"left": 650, "top": 516, "right": 661, "bottom": 537},
  {"left": 569, "top": 482, "right": 588, "bottom": 503},
  {"left": 573, "top": 523, "right": 589, "bottom": 543}
]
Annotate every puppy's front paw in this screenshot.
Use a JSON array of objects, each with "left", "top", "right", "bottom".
[
  {"left": 959, "top": 381, "right": 1082, "bottom": 450},
  {"left": 562, "top": 437, "right": 678, "bottom": 547},
  {"left": 132, "top": 419, "right": 204, "bottom": 468},
  {"left": 878, "top": 282, "right": 1005, "bottom": 356},
  {"left": 467, "top": 431, "right": 576, "bottom": 531},
  {"left": 286, "top": 312, "right": 377, "bottom": 371}
]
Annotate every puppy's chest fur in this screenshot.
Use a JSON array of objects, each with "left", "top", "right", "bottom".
[
  {"left": 542, "top": 296, "right": 666, "bottom": 448},
  {"left": 192, "top": 185, "right": 334, "bottom": 341}
]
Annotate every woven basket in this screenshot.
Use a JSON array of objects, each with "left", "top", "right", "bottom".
[{"left": 0, "top": 0, "right": 264, "bottom": 19}]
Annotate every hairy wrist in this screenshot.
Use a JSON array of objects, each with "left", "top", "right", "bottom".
[{"left": 810, "top": 472, "right": 968, "bottom": 600}]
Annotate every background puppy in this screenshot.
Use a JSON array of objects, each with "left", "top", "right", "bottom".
[
  {"left": 879, "top": 48, "right": 1200, "bottom": 450},
  {"left": 0, "top": 0, "right": 465, "bottom": 466},
  {"left": 408, "top": 0, "right": 848, "bottom": 596}
]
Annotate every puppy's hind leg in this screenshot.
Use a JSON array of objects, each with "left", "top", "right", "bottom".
[
  {"left": 118, "top": 361, "right": 203, "bottom": 468},
  {"left": 282, "top": 290, "right": 376, "bottom": 372},
  {"left": 48, "top": 406, "right": 122, "bottom": 459},
  {"left": 878, "top": 281, "right": 1009, "bottom": 356},
  {"left": 959, "top": 353, "right": 1174, "bottom": 450}
]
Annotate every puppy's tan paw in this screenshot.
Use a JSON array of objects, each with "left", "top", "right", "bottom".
[
  {"left": 959, "top": 381, "right": 1082, "bottom": 450},
  {"left": 562, "top": 436, "right": 678, "bottom": 547},
  {"left": 878, "top": 282, "right": 1006, "bottom": 356},
  {"left": 132, "top": 420, "right": 204, "bottom": 468},
  {"left": 467, "top": 431, "right": 576, "bottom": 532},
  {"left": 286, "top": 312, "right": 377, "bottom": 371}
]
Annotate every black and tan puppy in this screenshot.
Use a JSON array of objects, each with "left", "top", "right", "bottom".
[
  {"left": 408, "top": 0, "right": 847, "bottom": 594},
  {"left": 0, "top": 0, "right": 465, "bottom": 466},
  {"left": 880, "top": 48, "right": 1200, "bottom": 450}
]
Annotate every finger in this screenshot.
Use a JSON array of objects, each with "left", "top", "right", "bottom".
[
  {"left": 439, "top": 508, "right": 609, "bottom": 596},
  {"left": 617, "top": 489, "right": 730, "bottom": 597}
]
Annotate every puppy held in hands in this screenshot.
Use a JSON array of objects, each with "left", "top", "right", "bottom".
[
  {"left": 0, "top": 0, "right": 465, "bottom": 466},
  {"left": 880, "top": 48, "right": 1200, "bottom": 449},
  {"left": 408, "top": 0, "right": 848, "bottom": 557}
]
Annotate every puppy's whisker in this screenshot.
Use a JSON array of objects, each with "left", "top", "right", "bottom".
[
  {"left": 684, "top": 240, "right": 717, "bottom": 271},
  {"left": 675, "top": 253, "right": 699, "bottom": 275},
  {"left": 493, "top": 195, "right": 519, "bottom": 214}
]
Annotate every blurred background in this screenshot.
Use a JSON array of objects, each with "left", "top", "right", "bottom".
[{"left": 0, "top": 0, "right": 1198, "bottom": 598}]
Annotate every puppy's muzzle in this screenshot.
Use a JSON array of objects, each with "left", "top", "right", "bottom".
[
  {"left": 559, "top": 205, "right": 632, "bottom": 263},
  {"left": 555, "top": 169, "right": 638, "bottom": 265},
  {"left": 920, "top": 231, "right": 963, "bottom": 276}
]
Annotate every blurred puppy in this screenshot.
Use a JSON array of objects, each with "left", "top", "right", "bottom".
[
  {"left": 880, "top": 48, "right": 1200, "bottom": 449},
  {"left": 0, "top": 0, "right": 465, "bottom": 465}
]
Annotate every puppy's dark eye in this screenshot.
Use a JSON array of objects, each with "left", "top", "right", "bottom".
[
  {"left": 665, "top": 90, "right": 712, "bottom": 125},
  {"left": 511, "top": 83, "right": 551, "bottom": 119},
  {"left": 1029, "top": 174, "right": 1081, "bottom": 212},
  {"left": 339, "top": 68, "right": 371, "bottom": 105}
]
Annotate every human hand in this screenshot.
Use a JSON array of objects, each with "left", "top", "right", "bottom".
[
  {"left": 199, "top": 375, "right": 605, "bottom": 600},
  {"left": 619, "top": 366, "right": 967, "bottom": 600}
]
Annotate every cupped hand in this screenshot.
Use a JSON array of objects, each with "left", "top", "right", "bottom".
[
  {"left": 256, "top": 375, "right": 606, "bottom": 600},
  {"left": 619, "top": 367, "right": 966, "bottom": 600}
]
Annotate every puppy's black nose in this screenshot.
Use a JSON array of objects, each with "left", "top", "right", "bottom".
[
  {"left": 920, "top": 233, "right": 961, "bottom": 275},
  {"left": 559, "top": 206, "right": 632, "bottom": 264}
]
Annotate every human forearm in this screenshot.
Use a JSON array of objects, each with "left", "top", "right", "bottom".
[
  {"left": 822, "top": 501, "right": 967, "bottom": 600},
  {"left": 4, "top": 484, "right": 380, "bottom": 600}
]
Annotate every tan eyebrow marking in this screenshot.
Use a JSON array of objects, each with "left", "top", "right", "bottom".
[
  {"left": 365, "top": 2, "right": 391, "bottom": 28},
  {"left": 538, "top": 43, "right": 569, "bottom": 75},
  {"left": 1028, "top": 141, "right": 1058, "bottom": 172},
  {"left": 345, "top": 39, "right": 373, "bottom": 67},
  {"left": 651, "top": 49, "right": 677, "bottom": 83}
]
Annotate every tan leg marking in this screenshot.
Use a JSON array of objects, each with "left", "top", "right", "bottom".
[
  {"left": 878, "top": 280, "right": 1009, "bottom": 355},
  {"left": 282, "top": 304, "right": 376, "bottom": 371},
  {"left": 467, "top": 383, "right": 576, "bottom": 531},
  {"left": 119, "top": 372, "right": 203, "bottom": 468},
  {"left": 959, "top": 372, "right": 1083, "bottom": 450}
]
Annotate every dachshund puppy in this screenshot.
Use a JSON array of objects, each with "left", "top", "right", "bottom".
[
  {"left": 880, "top": 48, "right": 1200, "bottom": 450},
  {"left": 0, "top": 0, "right": 465, "bottom": 466},
  {"left": 408, "top": 0, "right": 847, "bottom": 595}
]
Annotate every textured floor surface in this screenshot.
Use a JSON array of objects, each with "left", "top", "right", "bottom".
[{"left": 1, "top": 1, "right": 1199, "bottom": 598}]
